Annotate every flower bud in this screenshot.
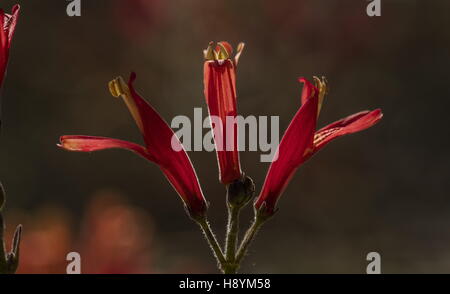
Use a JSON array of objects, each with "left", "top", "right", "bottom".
[{"left": 227, "top": 175, "right": 255, "bottom": 208}]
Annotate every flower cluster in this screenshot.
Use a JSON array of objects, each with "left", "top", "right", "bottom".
[{"left": 60, "top": 41, "right": 382, "bottom": 273}]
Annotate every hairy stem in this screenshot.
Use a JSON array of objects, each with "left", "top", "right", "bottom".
[
  {"left": 235, "top": 216, "right": 265, "bottom": 264},
  {"left": 197, "top": 217, "right": 226, "bottom": 271},
  {"left": 225, "top": 205, "right": 240, "bottom": 261},
  {"left": 223, "top": 205, "right": 240, "bottom": 274}
]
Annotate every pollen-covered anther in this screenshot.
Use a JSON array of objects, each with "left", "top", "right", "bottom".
[
  {"left": 216, "top": 42, "right": 230, "bottom": 60},
  {"left": 204, "top": 41, "right": 238, "bottom": 62},
  {"left": 313, "top": 76, "right": 328, "bottom": 114},
  {"left": 108, "top": 76, "right": 129, "bottom": 98},
  {"left": 204, "top": 42, "right": 216, "bottom": 61},
  {"left": 313, "top": 76, "right": 328, "bottom": 93},
  {"left": 108, "top": 75, "right": 144, "bottom": 133}
]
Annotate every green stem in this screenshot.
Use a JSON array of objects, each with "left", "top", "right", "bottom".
[
  {"left": 197, "top": 217, "right": 226, "bottom": 271},
  {"left": 235, "top": 216, "right": 265, "bottom": 265},
  {"left": 225, "top": 205, "right": 240, "bottom": 261},
  {"left": 223, "top": 204, "right": 240, "bottom": 274}
]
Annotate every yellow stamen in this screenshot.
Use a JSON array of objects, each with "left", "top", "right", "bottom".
[
  {"left": 313, "top": 76, "right": 328, "bottom": 115},
  {"left": 108, "top": 76, "right": 144, "bottom": 132},
  {"left": 108, "top": 76, "right": 128, "bottom": 98},
  {"left": 204, "top": 42, "right": 215, "bottom": 60},
  {"left": 216, "top": 42, "right": 230, "bottom": 60}
]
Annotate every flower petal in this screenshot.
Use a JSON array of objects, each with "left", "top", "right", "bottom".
[
  {"left": 58, "top": 135, "right": 151, "bottom": 160},
  {"left": 254, "top": 79, "right": 319, "bottom": 214},
  {"left": 299, "top": 77, "right": 316, "bottom": 106},
  {"left": 125, "top": 73, "right": 208, "bottom": 217},
  {"left": 307, "top": 109, "right": 383, "bottom": 159},
  {"left": 203, "top": 56, "right": 242, "bottom": 184}
]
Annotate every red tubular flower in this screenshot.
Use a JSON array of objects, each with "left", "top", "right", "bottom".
[
  {"left": 203, "top": 41, "right": 245, "bottom": 185},
  {"left": 59, "top": 73, "right": 208, "bottom": 219},
  {"left": 0, "top": 4, "right": 19, "bottom": 86},
  {"left": 255, "top": 77, "right": 383, "bottom": 215}
]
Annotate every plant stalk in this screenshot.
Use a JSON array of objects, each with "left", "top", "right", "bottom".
[
  {"left": 235, "top": 215, "right": 265, "bottom": 265},
  {"left": 223, "top": 204, "right": 240, "bottom": 274},
  {"left": 197, "top": 217, "right": 226, "bottom": 272}
]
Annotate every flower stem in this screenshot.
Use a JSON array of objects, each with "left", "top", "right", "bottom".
[
  {"left": 225, "top": 205, "right": 240, "bottom": 260},
  {"left": 223, "top": 204, "right": 240, "bottom": 274},
  {"left": 196, "top": 217, "right": 226, "bottom": 271},
  {"left": 235, "top": 215, "right": 265, "bottom": 265}
]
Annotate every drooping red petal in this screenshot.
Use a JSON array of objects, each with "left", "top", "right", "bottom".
[
  {"left": 58, "top": 135, "right": 151, "bottom": 160},
  {"left": 203, "top": 58, "right": 242, "bottom": 184},
  {"left": 304, "top": 109, "right": 383, "bottom": 161},
  {"left": 254, "top": 79, "right": 319, "bottom": 215},
  {"left": 125, "top": 73, "right": 208, "bottom": 217}
]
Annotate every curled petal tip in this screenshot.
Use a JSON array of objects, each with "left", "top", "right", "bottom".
[
  {"left": 374, "top": 108, "right": 383, "bottom": 117},
  {"left": 369, "top": 109, "right": 384, "bottom": 124},
  {"left": 129, "top": 71, "right": 137, "bottom": 82},
  {"left": 236, "top": 42, "right": 245, "bottom": 52},
  {"left": 58, "top": 136, "right": 77, "bottom": 151},
  {"left": 234, "top": 42, "right": 245, "bottom": 65}
]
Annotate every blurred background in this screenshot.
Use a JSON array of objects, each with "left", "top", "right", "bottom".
[{"left": 0, "top": 0, "right": 449, "bottom": 273}]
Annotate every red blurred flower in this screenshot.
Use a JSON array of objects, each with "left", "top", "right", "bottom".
[
  {"left": 80, "top": 192, "right": 154, "bottom": 274},
  {"left": 255, "top": 77, "right": 383, "bottom": 215},
  {"left": 0, "top": 4, "right": 19, "bottom": 86},
  {"left": 15, "top": 207, "right": 73, "bottom": 274},
  {"left": 203, "top": 41, "right": 245, "bottom": 184},
  {"left": 59, "top": 73, "right": 207, "bottom": 219}
]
